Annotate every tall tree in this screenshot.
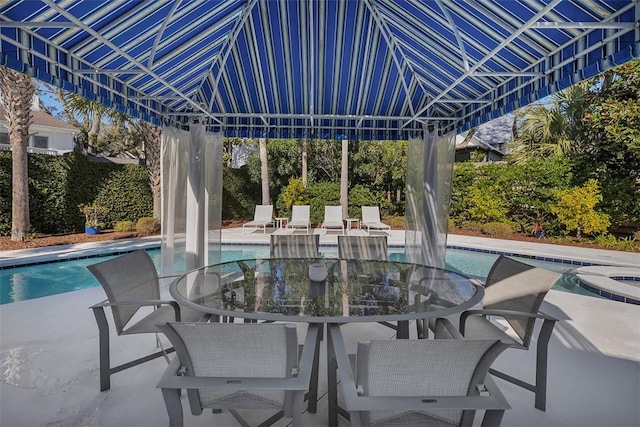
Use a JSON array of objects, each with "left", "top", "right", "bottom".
[
  {"left": 136, "top": 121, "right": 162, "bottom": 219},
  {"left": 340, "top": 138, "right": 349, "bottom": 218},
  {"left": 259, "top": 137, "right": 270, "bottom": 204},
  {"left": 301, "top": 138, "right": 308, "bottom": 187},
  {"left": 0, "top": 66, "right": 35, "bottom": 241}
]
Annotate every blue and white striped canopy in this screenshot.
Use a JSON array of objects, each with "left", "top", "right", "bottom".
[{"left": 0, "top": 0, "right": 638, "bottom": 139}]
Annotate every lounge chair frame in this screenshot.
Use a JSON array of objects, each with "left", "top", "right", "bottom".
[
  {"left": 243, "top": 204, "right": 274, "bottom": 234},
  {"left": 286, "top": 205, "right": 311, "bottom": 234},
  {"left": 321, "top": 205, "right": 345, "bottom": 235},
  {"left": 361, "top": 206, "right": 391, "bottom": 235}
]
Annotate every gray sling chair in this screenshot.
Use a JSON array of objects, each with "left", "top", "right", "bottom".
[
  {"left": 327, "top": 319, "right": 511, "bottom": 427},
  {"left": 426, "top": 255, "right": 563, "bottom": 411},
  {"left": 156, "top": 322, "right": 320, "bottom": 427},
  {"left": 88, "top": 249, "right": 207, "bottom": 391},
  {"left": 337, "top": 235, "right": 399, "bottom": 335},
  {"left": 270, "top": 234, "right": 320, "bottom": 258}
]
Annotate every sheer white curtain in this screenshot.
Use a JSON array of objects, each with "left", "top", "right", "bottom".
[
  {"left": 405, "top": 127, "right": 456, "bottom": 268},
  {"left": 161, "top": 125, "right": 223, "bottom": 276}
]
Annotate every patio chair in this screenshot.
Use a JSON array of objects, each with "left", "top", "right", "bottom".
[
  {"left": 286, "top": 205, "right": 311, "bottom": 234},
  {"left": 321, "top": 205, "right": 345, "bottom": 235},
  {"left": 243, "top": 204, "right": 274, "bottom": 234},
  {"left": 327, "top": 319, "right": 510, "bottom": 427},
  {"left": 429, "top": 255, "right": 563, "bottom": 411},
  {"left": 156, "top": 322, "right": 320, "bottom": 427},
  {"left": 361, "top": 206, "right": 391, "bottom": 235},
  {"left": 337, "top": 235, "right": 388, "bottom": 261},
  {"left": 271, "top": 234, "right": 320, "bottom": 258},
  {"left": 88, "top": 250, "right": 206, "bottom": 391}
]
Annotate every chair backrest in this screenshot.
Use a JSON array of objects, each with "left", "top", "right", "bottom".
[
  {"left": 337, "top": 235, "right": 388, "bottom": 261},
  {"left": 270, "top": 234, "right": 320, "bottom": 258},
  {"left": 87, "top": 250, "right": 159, "bottom": 334},
  {"left": 157, "top": 322, "right": 298, "bottom": 412},
  {"left": 484, "top": 255, "right": 562, "bottom": 345},
  {"left": 324, "top": 205, "right": 343, "bottom": 222},
  {"left": 254, "top": 204, "right": 273, "bottom": 221},
  {"left": 361, "top": 206, "right": 382, "bottom": 223},
  {"left": 355, "top": 337, "right": 507, "bottom": 426},
  {"left": 291, "top": 205, "right": 310, "bottom": 223}
]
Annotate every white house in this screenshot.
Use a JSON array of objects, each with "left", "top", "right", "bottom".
[{"left": 0, "top": 95, "right": 77, "bottom": 155}]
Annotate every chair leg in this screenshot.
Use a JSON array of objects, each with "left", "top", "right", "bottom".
[
  {"left": 327, "top": 326, "right": 339, "bottom": 427},
  {"left": 534, "top": 319, "right": 555, "bottom": 411},
  {"left": 92, "top": 307, "right": 111, "bottom": 391},
  {"left": 162, "top": 388, "right": 184, "bottom": 427}
]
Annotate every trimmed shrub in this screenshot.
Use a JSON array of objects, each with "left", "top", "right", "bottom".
[
  {"left": 481, "top": 222, "right": 514, "bottom": 238},
  {"left": 114, "top": 220, "right": 135, "bottom": 232},
  {"left": 276, "top": 178, "right": 308, "bottom": 217},
  {"left": 136, "top": 217, "right": 160, "bottom": 236},
  {"left": 306, "top": 182, "right": 341, "bottom": 224},
  {"left": 347, "top": 185, "right": 379, "bottom": 219},
  {"left": 223, "top": 165, "right": 260, "bottom": 220},
  {"left": 460, "top": 221, "right": 483, "bottom": 233},
  {"left": 94, "top": 165, "right": 153, "bottom": 228},
  {"left": 387, "top": 216, "right": 405, "bottom": 229}
]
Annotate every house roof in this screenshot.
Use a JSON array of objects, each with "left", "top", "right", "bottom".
[
  {"left": 0, "top": 0, "right": 637, "bottom": 139},
  {"left": 0, "top": 106, "right": 78, "bottom": 131}
]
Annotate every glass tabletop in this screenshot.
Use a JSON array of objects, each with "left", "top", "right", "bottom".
[{"left": 170, "top": 258, "right": 483, "bottom": 323}]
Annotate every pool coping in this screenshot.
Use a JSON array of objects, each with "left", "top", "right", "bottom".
[{"left": 2, "top": 230, "right": 638, "bottom": 305}]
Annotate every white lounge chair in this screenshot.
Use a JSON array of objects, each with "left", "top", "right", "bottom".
[
  {"left": 242, "top": 204, "right": 274, "bottom": 234},
  {"left": 361, "top": 206, "right": 391, "bottom": 235},
  {"left": 321, "top": 205, "right": 345, "bottom": 235},
  {"left": 286, "top": 205, "right": 311, "bottom": 234}
]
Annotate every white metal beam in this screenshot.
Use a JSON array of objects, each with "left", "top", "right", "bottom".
[
  {"left": 148, "top": 0, "right": 182, "bottom": 69},
  {"left": 435, "top": 0, "right": 470, "bottom": 72},
  {"left": 364, "top": 0, "right": 417, "bottom": 116},
  {"left": 532, "top": 22, "right": 637, "bottom": 29},
  {"left": 406, "top": 0, "right": 564, "bottom": 127},
  {"left": 42, "top": 0, "right": 224, "bottom": 126},
  {"left": 0, "top": 20, "right": 78, "bottom": 27}
]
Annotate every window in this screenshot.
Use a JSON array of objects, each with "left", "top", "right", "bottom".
[
  {"left": 32, "top": 135, "right": 48, "bottom": 149},
  {"left": 0, "top": 132, "right": 8, "bottom": 144}
]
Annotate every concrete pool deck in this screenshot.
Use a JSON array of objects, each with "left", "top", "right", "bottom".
[{"left": 1, "top": 229, "right": 639, "bottom": 426}]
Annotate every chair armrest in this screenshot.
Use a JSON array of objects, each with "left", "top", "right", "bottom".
[
  {"left": 433, "top": 317, "right": 464, "bottom": 339},
  {"left": 461, "top": 309, "right": 557, "bottom": 324},
  {"left": 90, "top": 299, "right": 179, "bottom": 309},
  {"left": 460, "top": 309, "right": 558, "bottom": 341}
]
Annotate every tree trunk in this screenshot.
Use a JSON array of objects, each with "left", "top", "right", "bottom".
[
  {"left": 0, "top": 66, "right": 35, "bottom": 241},
  {"left": 259, "top": 137, "right": 270, "bottom": 204},
  {"left": 301, "top": 138, "right": 308, "bottom": 187},
  {"left": 340, "top": 138, "right": 349, "bottom": 219},
  {"left": 87, "top": 113, "right": 102, "bottom": 155},
  {"left": 139, "top": 121, "right": 162, "bottom": 219}
]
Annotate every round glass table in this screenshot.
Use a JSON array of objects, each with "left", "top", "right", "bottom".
[
  {"left": 170, "top": 258, "right": 483, "bottom": 328},
  {"left": 169, "top": 258, "right": 483, "bottom": 418}
]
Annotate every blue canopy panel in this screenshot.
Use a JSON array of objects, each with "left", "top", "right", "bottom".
[{"left": 0, "top": 0, "right": 637, "bottom": 138}]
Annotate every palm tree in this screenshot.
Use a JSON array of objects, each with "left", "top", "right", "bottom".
[
  {"left": 56, "top": 91, "right": 124, "bottom": 155},
  {"left": 509, "top": 83, "right": 588, "bottom": 164},
  {"left": 0, "top": 66, "right": 36, "bottom": 241}
]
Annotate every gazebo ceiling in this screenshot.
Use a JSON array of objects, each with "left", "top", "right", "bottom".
[{"left": 0, "top": 0, "right": 638, "bottom": 139}]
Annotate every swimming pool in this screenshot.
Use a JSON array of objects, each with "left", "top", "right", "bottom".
[{"left": 0, "top": 245, "right": 594, "bottom": 304}]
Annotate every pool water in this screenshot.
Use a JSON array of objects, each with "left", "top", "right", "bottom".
[{"left": 0, "top": 245, "right": 594, "bottom": 304}]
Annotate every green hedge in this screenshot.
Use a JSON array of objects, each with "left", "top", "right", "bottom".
[
  {"left": 0, "top": 152, "right": 153, "bottom": 235},
  {"left": 222, "top": 165, "right": 261, "bottom": 219}
]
